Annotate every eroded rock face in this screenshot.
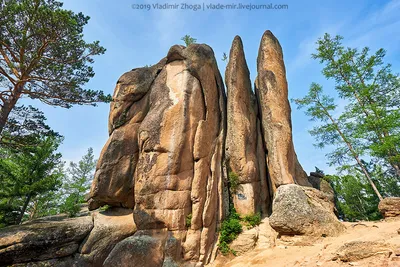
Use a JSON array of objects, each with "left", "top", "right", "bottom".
[
  {"left": 332, "top": 241, "right": 394, "bottom": 262},
  {"left": 269, "top": 184, "right": 345, "bottom": 237},
  {"left": 225, "top": 36, "right": 271, "bottom": 216},
  {"left": 255, "top": 30, "right": 310, "bottom": 190},
  {"left": 88, "top": 43, "right": 227, "bottom": 266},
  {"left": 79, "top": 208, "right": 136, "bottom": 266},
  {"left": 378, "top": 197, "right": 400, "bottom": 218},
  {"left": 89, "top": 60, "right": 167, "bottom": 209},
  {"left": 0, "top": 216, "right": 93, "bottom": 266}
]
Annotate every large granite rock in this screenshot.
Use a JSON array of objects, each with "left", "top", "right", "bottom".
[
  {"left": 88, "top": 60, "right": 166, "bottom": 210},
  {"left": 0, "top": 216, "right": 93, "bottom": 266},
  {"left": 225, "top": 36, "right": 271, "bottom": 216},
  {"left": 332, "top": 241, "right": 395, "bottom": 262},
  {"left": 269, "top": 184, "right": 345, "bottom": 237},
  {"left": 89, "top": 43, "right": 227, "bottom": 266},
  {"left": 378, "top": 197, "right": 400, "bottom": 218},
  {"left": 103, "top": 230, "right": 166, "bottom": 267},
  {"left": 79, "top": 208, "right": 136, "bottom": 266},
  {"left": 2, "top": 31, "right": 343, "bottom": 267},
  {"left": 254, "top": 30, "right": 311, "bottom": 190}
]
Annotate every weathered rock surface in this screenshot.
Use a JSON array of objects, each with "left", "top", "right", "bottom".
[
  {"left": 225, "top": 35, "right": 270, "bottom": 216},
  {"left": 269, "top": 184, "right": 345, "bottom": 237},
  {"left": 79, "top": 208, "right": 136, "bottom": 266},
  {"left": 332, "top": 241, "right": 394, "bottom": 262},
  {"left": 104, "top": 230, "right": 166, "bottom": 267},
  {"left": 0, "top": 216, "right": 93, "bottom": 266},
  {"left": 379, "top": 197, "right": 400, "bottom": 218},
  {"left": 255, "top": 30, "right": 311, "bottom": 189},
  {"left": 133, "top": 44, "right": 227, "bottom": 265},
  {"left": 6, "top": 31, "right": 346, "bottom": 267},
  {"left": 88, "top": 43, "right": 227, "bottom": 266},
  {"left": 88, "top": 60, "right": 167, "bottom": 210},
  {"left": 230, "top": 227, "right": 259, "bottom": 256}
]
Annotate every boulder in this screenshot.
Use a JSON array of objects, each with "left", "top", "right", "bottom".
[
  {"left": 332, "top": 241, "right": 394, "bottom": 262},
  {"left": 225, "top": 35, "right": 271, "bottom": 216},
  {"left": 378, "top": 197, "right": 400, "bottom": 218},
  {"left": 79, "top": 208, "right": 136, "bottom": 266},
  {"left": 10, "top": 254, "right": 85, "bottom": 267},
  {"left": 103, "top": 231, "right": 166, "bottom": 267},
  {"left": 254, "top": 30, "right": 311, "bottom": 189},
  {"left": 0, "top": 216, "right": 93, "bottom": 266},
  {"left": 230, "top": 227, "right": 259, "bottom": 255},
  {"left": 269, "top": 184, "right": 345, "bottom": 237}
]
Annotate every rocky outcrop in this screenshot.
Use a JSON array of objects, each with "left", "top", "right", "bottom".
[
  {"left": 378, "top": 197, "right": 400, "bottom": 218},
  {"left": 79, "top": 208, "right": 136, "bottom": 266},
  {"left": 1, "top": 31, "right": 344, "bottom": 267},
  {"left": 255, "top": 30, "right": 311, "bottom": 190},
  {"left": 269, "top": 184, "right": 345, "bottom": 237},
  {"left": 88, "top": 60, "right": 166, "bottom": 210},
  {"left": 0, "top": 216, "right": 93, "bottom": 266},
  {"left": 332, "top": 241, "right": 394, "bottom": 262},
  {"left": 0, "top": 208, "right": 137, "bottom": 267},
  {"left": 225, "top": 36, "right": 271, "bottom": 216},
  {"left": 88, "top": 43, "right": 228, "bottom": 266}
]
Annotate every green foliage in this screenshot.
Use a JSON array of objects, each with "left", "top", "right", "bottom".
[
  {"left": 0, "top": 0, "right": 111, "bottom": 135},
  {"left": 242, "top": 213, "right": 261, "bottom": 228},
  {"left": 299, "top": 33, "right": 400, "bottom": 177},
  {"left": 0, "top": 134, "right": 65, "bottom": 226},
  {"left": 1, "top": 105, "right": 60, "bottom": 149},
  {"left": 60, "top": 193, "right": 81, "bottom": 217},
  {"left": 222, "top": 52, "right": 228, "bottom": 62},
  {"left": 228, "top": 171, "right": 240, "bottom": 194},
  {"left": 325, "top": 173, "right": 381, "bottom": 221},
  {"left": 218, "top": 206, "right": 242, "bottom": 256},
  {"left": 99, "top": 204, "right": 111, "bottom": 212},
  {"left": 181, "top": 35, "right": 197, "bottom": 46},
  {"left": 291, "top": 33, "right": 400, "bottom": 200},
  {"left": 186, "top": 213, "right": 192, "bottom": 228},
  {"left": 60, "top": 147, "right": 96, "bottom": 217}
]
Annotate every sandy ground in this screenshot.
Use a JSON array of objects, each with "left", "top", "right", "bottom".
[{"left": 210, "top": 219, "right": 400, "bottom": 267}]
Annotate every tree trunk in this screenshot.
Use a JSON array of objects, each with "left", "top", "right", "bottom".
[
  {"left": 317, "top": 99, "right": 384, "bottom": 201},
  {"left": 0, "top": 84, "right": 23, "bottom": 135},
  {"left": 17, "top": 193, "right": 31, "bottom": 225}
]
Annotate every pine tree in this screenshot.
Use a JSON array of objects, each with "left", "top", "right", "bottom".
[{"left": 0, "top": 0, "right": 111, "bottom": 135}]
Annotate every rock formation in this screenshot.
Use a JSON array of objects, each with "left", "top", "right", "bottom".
[
  {"left": 89, "top": 43, "right": 228, "bottom": 266},
  {"left": 0, "top": 30, "right": 345, "bottom": 267},
  {"left": 269, "top": 184, "right": 345, "bottom": 237},
  {"left": 255, "top": 30, "right": 310, "bottom": 190},
  {"left": 378, "top": 197, "right": 400, "bottom": 218},
  {"left": 225, "top": 36, "right": 271, "bottom": 216}
]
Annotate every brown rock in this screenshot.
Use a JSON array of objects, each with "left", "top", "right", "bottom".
[
  {"left": 378, "top": 197, "right": 400, "bottom": 218},
  {"left": 0, "top": 216, "right": 93, "bottom": 266},
  {"left": 254, "top": 30, "right": 311, "bottom": 189},
  {"left": 333, "top": 241, "right": 394, "bottom": 262},
  {"left": 103, "top": 230, "right": 166, "bottom": 267},
  {"left": 230, "top": 227, "right": 259, "bottom": 255},
  {"left": 79, "top": 208, "right": 136, "bottom": 266},
  {"left": 225, "top": 35, "right": 271, "bottom": 216},
  {"left": 269, "top": 184, "right": 345, "bottom": 237},
  {"left": 88, "top": 61, "right": 167, "bottom": 210}
]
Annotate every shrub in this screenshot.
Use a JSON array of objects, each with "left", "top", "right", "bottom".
[
  {"left": 186, "top": 213, "right": 192, "bottom": 228},
  {"left": 218, "top": 206, "right": 242, "bottom": 255},
  {"left": 60, "top": 194, "right": 80, "bottom": 217},
  {"left": 243, "top": 212, "right": 261, "bottom": 228},
  {"left": 228, "top": 171, "right": 240, "bottom": 194}
]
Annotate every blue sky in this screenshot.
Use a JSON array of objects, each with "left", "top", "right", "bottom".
[{"left": 22, "top": 0, "right": 400, "bottom": 174}]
